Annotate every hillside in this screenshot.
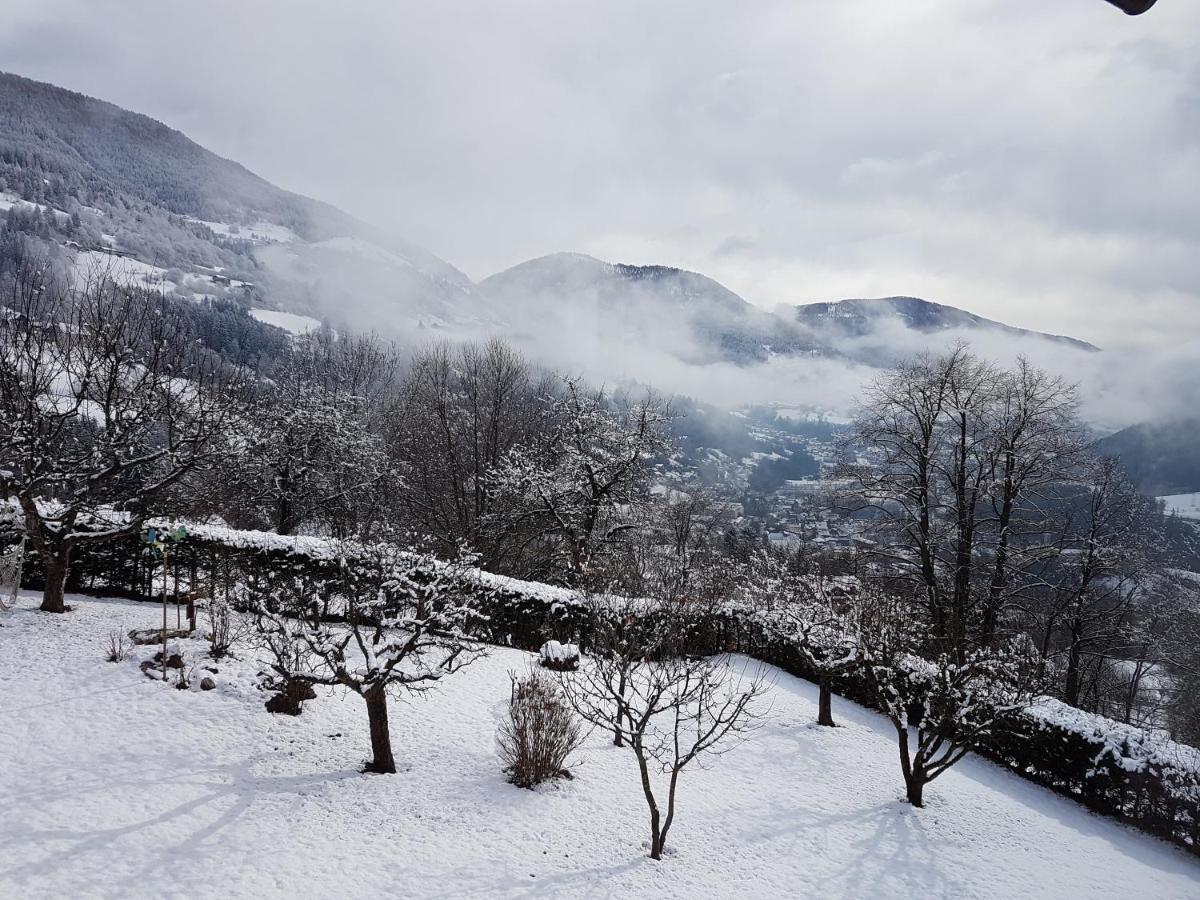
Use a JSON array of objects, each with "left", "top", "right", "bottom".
[
  {"left": 1099, "top": 417, "right": 1200, "bottom": 496},
  {"left": 0, "top": 70, "right": 486, "bottom": 336},
  {"left": 1, "top": 592, "right": 1196, "bottom": 899},
  {"left": 793, "top": 297, "right": 1100, "bottom": 362},
  {"left": 480, "top": 252, "right": 818, "bottom": 365},
  {"left": 1, "top": 71, "right": 1106, "bottom": 388}
]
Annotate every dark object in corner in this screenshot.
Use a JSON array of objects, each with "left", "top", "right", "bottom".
[{"left": 1103, "top": 0, "right": 1158, "bottom": 14}]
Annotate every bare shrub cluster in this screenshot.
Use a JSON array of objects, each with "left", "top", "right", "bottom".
[{"left": 498, "top": 668, "right": 585, "bottom": 788}]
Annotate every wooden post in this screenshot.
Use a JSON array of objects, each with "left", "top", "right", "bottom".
[{"left": 160, "top": 547, "right": 170, "bottom": 682}]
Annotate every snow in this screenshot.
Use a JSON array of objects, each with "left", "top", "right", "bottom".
[
  {"left": 249, "top": 309, "right": 323, "bottom": 335},
  {"left": 311, "top": 235, "right": 416, "bottom": 269},
  {"left": 71, "top": 249, "right": 171, "bottom": 288},
  {"left": 538, "top": 640, "right": 579, "bottom": 664},
  {"left": 1161, "top": 493, "right": 1200, "bottom": 521},
  {"left": 186, "top": 217, "right": 300, "bottom": 244},
  {"left": 1025, "top": 697, "right": 1200, "bottom": 778},
  {"left": 69, "top": 249, "right": 253, "bottom": 301},
  {"left": 1, "top": 592, "right": 1197, "bottom": 899},
  {"left": 0, "top": 191, "right": 69, "bottom": 222}
]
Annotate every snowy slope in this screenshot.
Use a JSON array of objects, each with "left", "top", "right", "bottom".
[
  {"left": 1161, "top": 493, "right": 1200, "bottom": 521},
  {"left": 249, "top": 308, "right": 323, "bottom": 335},
  {"left": 0, "top": 593, "right": 1197, "bottom": 899}
]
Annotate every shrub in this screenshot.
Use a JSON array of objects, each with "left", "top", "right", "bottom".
[
  {"left": 538, "top": 640, "right": 580, "bottom": 672},
  {"left": 207, "top": 600, "right": 244, "bottom": 658},
  {"left": 105, "top": 629, "right": 127, "bottom": 662},
  {"left": 498, "top": 669, "right": 584, "bottom": 788}
]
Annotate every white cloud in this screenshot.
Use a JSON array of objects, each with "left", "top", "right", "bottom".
[{"left": 1, "top": 0, "right": 1197, "bottom": 398}]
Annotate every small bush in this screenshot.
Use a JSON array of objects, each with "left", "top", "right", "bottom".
[
  {"left": 105, "top": 630, "right": 127, "bottom": 663},
  {"left": 538, "top": 640, "right": 580, "bottom": 672},
  {"left": 207, "top": 601, "right": 243, "bottom": 658},
  {"left": 498, "top": 669, "right": 585, "bottom": 788}
]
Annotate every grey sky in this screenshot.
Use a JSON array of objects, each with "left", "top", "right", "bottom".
[{"left": 2, "top": 0, "right": 1197, "bottom": 349}]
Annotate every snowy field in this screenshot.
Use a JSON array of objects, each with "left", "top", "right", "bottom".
[
  {"left": 1161, "top": 493, "right": 1200, "bottom": 521},
  {"left": 1, "top": 593, "right": 1197, "bottom": 900},
  {"left": 249, "top": 308, "right": 323, "bottom": 335}
]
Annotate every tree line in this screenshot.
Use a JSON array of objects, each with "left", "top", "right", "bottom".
[{"left": 2, "top": 262, "right": 1197, "bottom": 763}]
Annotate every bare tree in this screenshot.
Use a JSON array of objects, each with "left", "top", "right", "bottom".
[
  {"left": 227, "top": 331, "right": 397, "bottom": 536},
  {"left": 252, "top": 543, "right": 484, "bottom": 772},
  {"left": 0, "top": 264, "right": 242, "bottom": 612},
  {"left": 978, "top": 359, "right": 1083, "bottom": 645},
  {"left": 837, "top": 348, "right": 1083, "bottom": 658},
  {"left": 494, "top": 377, "right": 673, "bottom": 583},
  {"left": 559, "top": 604, "right": 768, "bottom": 860},
  {"left": 858, "top": 590, "right": 1038, "bottom": 807},
  {"left": 390, "top": 339, "right": 550, "bottom": 570},
  {"left": 1023, "top": 456, "right": 1155, "bottom": 709}
]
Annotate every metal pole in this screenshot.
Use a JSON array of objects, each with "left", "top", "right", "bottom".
[{"left": 161, "top": 548, "right": 169, "bottom": 682}]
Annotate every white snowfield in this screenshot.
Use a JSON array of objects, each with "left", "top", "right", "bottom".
[
  {"left": 1, "top": 593, "right": 1197, "bottom": 900},
  {"left": 249, "top": 308, "right": 323, "bottom": 335},
  {"left": 1161, "top": 493, "right": 1200, "bottom": 521},
  {"left": 186, "top": 217, "right": 301, "bottom": 244}
]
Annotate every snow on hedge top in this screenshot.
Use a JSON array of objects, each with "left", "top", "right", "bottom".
[
  {"left": 1025, "top": 696, "right": 1200, "bottom": 778},
  {"left": 153, "top": 520, "right": 586, "bottom": 607},
  {"left": 166, "top": 521, "right": 353, "bottom": 560}
]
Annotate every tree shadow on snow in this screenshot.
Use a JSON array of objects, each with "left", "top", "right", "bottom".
[{"left": 0, "top": 754, "right": 359, "bottom": 891}]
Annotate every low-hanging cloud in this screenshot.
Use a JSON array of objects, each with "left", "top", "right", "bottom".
[{"left": 1, "top": 0, "right": 1196, "bottom": 430}]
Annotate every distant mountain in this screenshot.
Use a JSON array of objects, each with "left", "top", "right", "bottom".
[
  {"left": 793, "top": 297, "right": 1100, "bottom": 361},
  {"left": 480, "top": 253, "right": 817, "bottom": 365},
  {"left": 0, "top": 71, "right": 1103, "bottom": 382},
  {"left": 0, "top": 70, "right": 487, "bottom": 335},
  {"left": 480, "top": 255, "right": 1100, "bottom": 370},
  {"left": 1097, "top": 417, "right": 1200, "bottom": 496}
]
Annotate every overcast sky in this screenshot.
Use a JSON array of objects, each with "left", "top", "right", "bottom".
[{"left": 2, "top": 0, "right": 1197, "bottom": 349}]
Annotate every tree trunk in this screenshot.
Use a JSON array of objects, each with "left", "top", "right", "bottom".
[
  {"left": 364, "top": 687, "right": 396, "bottom": 774},
  {"left": 613, "top": 669, "right": 627, "bottom": 747},
  {"left": 650, "top": 831, "right": 665, "bottom": 861},
  {"left": 817, "top": 675, "right": 836, "bottom": 727},
  {"left": 634, "top": 745, "right": 663, "bottom": 860},
  {"left": 40, "top": 551, "right": 71, "bottom": 613},
  {"left": 276, "top": 492, "right": 297, "bottom": 536},
  {"left": 1064, "top": 637, "right": 1083, "bottom": 707},
  {"left": 905, "top": 771, "right": 925, "bottom": 808},
  {"left": 896, "top": 726, "right": 924, "bottom": 807}
]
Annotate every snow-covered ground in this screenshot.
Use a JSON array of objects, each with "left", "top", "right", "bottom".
[
  {"left": 249, "top": 308, "right": 323, "bottom": 335},
  {"left": 70, "top": 249, "right": 253, "bottom": 302},
  {"left": 186, "top": 217, "right": 300, "bottom": 245},
  {"left": 1161, "top": 493, "right": 1200, "bottom": 521},
  {"left": 1, "top": 592, "right": 1197, "bottom": 899},
  {"left": 0, "top": 190, "right": 70, "bottom": 223}
]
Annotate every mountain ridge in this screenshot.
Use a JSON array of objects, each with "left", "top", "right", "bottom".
[{"left": 1, "top": 70, "right": 1101, "bottom": 372}]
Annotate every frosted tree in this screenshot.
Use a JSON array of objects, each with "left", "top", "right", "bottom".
[
  {"left": 228, "top": 332, "right": 396, "bottom": 536},
  {"left": 739, "top": 550, "right": 869, "bottom": 727},
  {"left": 390, "top": 339, "right": 551, "bottom": 570},
  {"left": 858, "top": 591, "right": 1037, "bottom": 807},
  {"left": 560, "top": 603, "right": 768, "bottom": 859},
  {"left": 0, "top": 263, "right": 241, "bottom": 612},
  {"left": 493, "top": 377, "right": 672, "bottom": 583},
  {"left": 252, "top": 543, "right": 485, "bottom": 773}
]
